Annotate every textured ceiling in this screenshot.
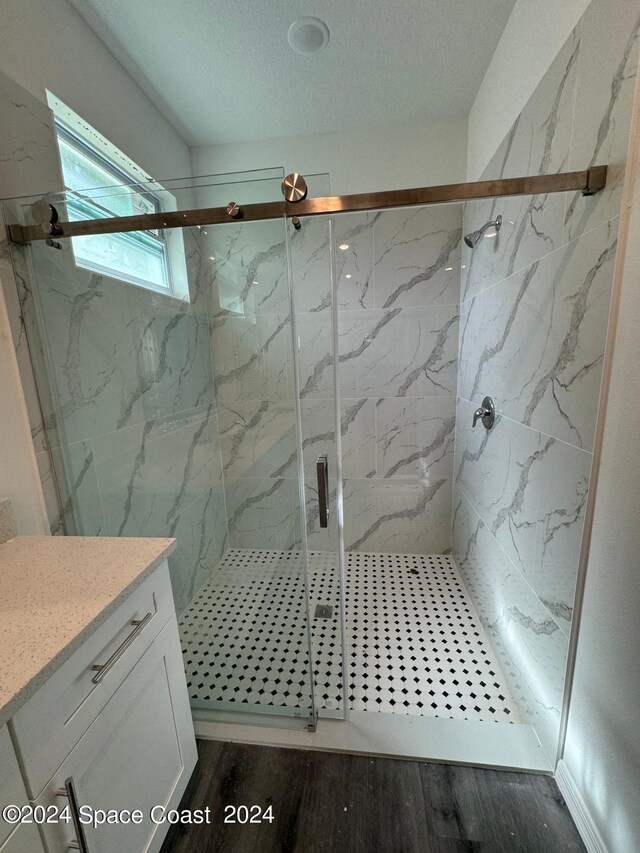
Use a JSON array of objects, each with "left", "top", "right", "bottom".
[{"left": 69, "top": 0, "right": 515, "bottom": 146}]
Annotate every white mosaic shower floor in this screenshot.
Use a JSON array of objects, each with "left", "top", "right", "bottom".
[{"left": 178, "top": 549, "right": 522, "bottom": 723}]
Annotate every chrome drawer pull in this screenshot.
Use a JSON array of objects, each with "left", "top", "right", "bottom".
[
  {"left": 56, "top": 777, "right": 90, "bottom": 852},
  {"left": 90, "top": 612, "right": 153, "bottom": 684}
]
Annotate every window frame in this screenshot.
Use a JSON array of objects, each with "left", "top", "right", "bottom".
[{"left": 47, "top": 93, "right": 190, "bottom": 301}]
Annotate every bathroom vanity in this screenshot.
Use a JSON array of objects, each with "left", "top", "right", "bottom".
[{"left": 0, "top": 536, "right": 197, "bottom": 853}]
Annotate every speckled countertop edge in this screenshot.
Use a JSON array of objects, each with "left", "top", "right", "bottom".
[{"left": 0, "top": 536, "right": 176, "bottom": 727}]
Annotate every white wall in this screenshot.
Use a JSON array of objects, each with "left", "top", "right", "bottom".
[
  {"left": 192, "top": 119, "right": 468, "bottom": 196},
  {"left": 0, "top": 0, "right": 191, "bottom": 181},
  {"left": 560, "top": 71, "right": 640, "bottom": 853},
  {"left": 467, "top": 0, "right": 591, "bottom": 179}
]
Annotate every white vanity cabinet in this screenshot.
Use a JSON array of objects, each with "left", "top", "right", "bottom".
[
  {"left": 4, "top": 556, "right": 197, "bottom": 853},
  {"left": 0, "top": 726, "right": 45, "bottom": 852}
]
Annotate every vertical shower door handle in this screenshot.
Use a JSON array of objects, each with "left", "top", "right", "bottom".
[{"left": 316, "top": 454, "right": 330, "bottom": 528}]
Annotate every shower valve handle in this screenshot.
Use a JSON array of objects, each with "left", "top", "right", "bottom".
[{"left": 472, "top": 396, "right": 495, "bottom": 430}]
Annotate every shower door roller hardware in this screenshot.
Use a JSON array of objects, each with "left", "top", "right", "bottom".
[
  {"left": 472, "top": 396, "right": 495, "bottom": 430},
  {"left": 316, "top": 453, "right": 330, "bottom": 528},
  {"left": 282, "top": 172, "right": 308, "bottom": 203},
  {"left": 226, "top": 201, "right": 243, "bottom": 219},
  {"left": 30, "top": 198, "right": 63, "bottom": 236}
]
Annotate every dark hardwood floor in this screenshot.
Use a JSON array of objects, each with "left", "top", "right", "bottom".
[{"left": 160, "top": 740, "right": 585, "bottom": 853}]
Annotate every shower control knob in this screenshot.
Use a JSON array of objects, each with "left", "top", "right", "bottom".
[
  {"left": 472, "top": 396, "right": 495, "bottom": 430},
  {"left": 226, "top": 202, "right": 243, "bottom": 219}
]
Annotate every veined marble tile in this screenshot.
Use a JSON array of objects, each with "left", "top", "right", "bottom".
[
  {"left": 376, "top": 396, "right": 455, "bottom": 480},
  {"left": 50, "top": 439, "right": 104, "bottom": 537},
  {"left": 93, "top": 406, "right": 221, "bottom": 538},
  {"left": 299, "top": 397, "right": 373, "bottom": 480},
  {"left": 290, "top": 216, "right": 333, "bottom": 314},
  {"left": 460, "top": 192, "right": 567, "bottom": 303},
  {"left": 343, "top": 476, "right": 452, "bottom": 554},
  {"left": 296, "top": 311, "right": 335, "bottom": 400},
  {"left": 31, "top": 245, "right": 215, "bottom": 443},
  {"left": 35, "top": 450, "right": 67, "bottom": 536},
  {"left": 211, "top": 311, "right": 293, "bottom": 403},
  {"left": 162, "top": 488, "right": 227, "bottom": 615},
  {"left": 458, "top": 218, "right": 618, "bottom": 449},
  {"left": 226, "top": 477, "right": 299, "bottom": 551},
  {"left": 461, "top": 31, "right": 580, "bottom": 302},
  {"left": 299, "top": 398, "right": 337, "bottom": 476},
  {"left": 565, "top": 0, "right": 640, "bottom": 241},
  {"left": 527, "top": 440, "right": 591, "bottom": 637},
  {"left": 335, "top": 213, "right": 376, "bottom": 311},
  {"left": 454, "top": 399, "right": 540, "bottom": 577},
  {"left": 338, "top": 307, "right": 458, "bottom": 399},
  {"left": 206, "top": 219, "right": 290, "bottom": 317},
  {"left": 452, "top": 487, "right": 567, "bottom": 758},
  {"left": 217, "top": 400, "right": 297, "bottom": 482},
  {"left": 454, "top": 399, "right": 591, "bottom": 638},
  {"left": 341, "top": 397, "right": 376, "bottom": 478},
  {"left": 373, "top": 205, "right": 462, "bottom": 309},
  {"left": 0, "top": 69, "right": 61, "bottom": 198}
]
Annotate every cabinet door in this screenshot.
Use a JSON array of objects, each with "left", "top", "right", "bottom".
[
  {"left": 0, "top": 823, "right": 46, "bottom": 853},
  {"left": 36, "top": 615, "right": 197, "bottom": 853}
]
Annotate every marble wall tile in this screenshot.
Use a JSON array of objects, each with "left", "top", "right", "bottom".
[
  {"left": 372, "top": 205, "right": 462, "bottom": 309},
  {"left": 452, "top": 487, "right": 567, "bottom": 758},
  {"left": 461, "top": 31, "right": 581, "bottom": 302},
  {"left": 51, "top": 439, "right": 104, "bottom": 536},
  {"left": 225, "top": 476, "right": 299, "bottom": 550},
  {"left": 206, "top": 219, "right": 290, "bottom": 318},
  {"left": 565, "top": 0, "right": 640, "bottom": 241},
  {"left": 92, "top": 406, "right": 221, "bottom": 538},
  {"left": 217, "top": 400, "right": 297, "bottom": 482},
  {"left": 527, "top": 440, "right": 591, "bottom": 636},
  {"left": 343, "top": 476, "right": 452, "bottom": 554},
  {"left": 290, "top": 216, "right": 333, "bottom": 314},
  {"left": 335, "top": 213, "right": 376, "bottom": 311},
  {"left": 0, "top": 70, "right": 61, "bottom": 198},
  {"left": 455, "top": 398, "right": 541, "bottom": 578},
  {"left": 31, "top": 250, "right": 216, "bottom": 443},
  {"left": 454, "top": 399, "right": 592, "bottom": 642},
  {"left": 162, "top": 487, "right": 228, "bottom": 615},
  {"left": 338, "top": 307, "right": 458, "bottom": 399},
  {"left": 296, "top": 311, "right": 335, "bottom": 400},
  {"left": 211, "top": 311, "right": 292, "bottom": 403},
  {"left": 376, "top": 396, "right": 455, "bottom": 480},
  {"left": 458, "top": 217, "right": 618, "bottom": 449}
]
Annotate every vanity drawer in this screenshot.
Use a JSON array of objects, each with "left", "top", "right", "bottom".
[
  {"left": 10, "top": 561, "right": 174, "bottom": 798},
  {"left": 0, "top": 726, "right": 30, "bottom": 848}
]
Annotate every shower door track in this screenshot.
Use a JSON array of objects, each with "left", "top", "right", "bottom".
[{"left": 7, "top": 166, "right": 607, "bottom": 245}]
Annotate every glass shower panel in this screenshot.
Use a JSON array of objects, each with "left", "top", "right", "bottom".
[
  {"left": 3, "top": 170, "right": 319, "bottom": 728},
  {"left": 289, "top": 185, "right": 347, "bottom": 718}
]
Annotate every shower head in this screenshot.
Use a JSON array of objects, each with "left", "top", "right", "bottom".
[{"left": 464, "top": 214, "right": 502, "bottom": 249}]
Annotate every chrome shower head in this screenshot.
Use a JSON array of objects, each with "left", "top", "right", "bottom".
[{"left": 464, "top": 214, "right": 502, "bottom": 249}]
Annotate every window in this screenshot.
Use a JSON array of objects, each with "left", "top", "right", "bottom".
[{"left": 47, "top": 93, "right": 189, "bottom": 299}]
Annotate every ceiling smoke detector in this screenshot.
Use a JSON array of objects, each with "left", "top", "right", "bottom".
[{"left": 287, "top": 17, "right": 330, "bottom": 54}]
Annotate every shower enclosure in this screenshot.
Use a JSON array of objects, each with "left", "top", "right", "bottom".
[{"left": 0, "top": 157, "right": 615, "bottom": 767}]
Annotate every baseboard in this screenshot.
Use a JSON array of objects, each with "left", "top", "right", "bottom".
[{"left": 555, "top": 760, "right": 609, "bottom": 853}]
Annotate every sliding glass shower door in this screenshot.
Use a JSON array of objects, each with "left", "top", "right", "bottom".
[{"left": 2, "top": 169, "right": 345, "bottom": 729}]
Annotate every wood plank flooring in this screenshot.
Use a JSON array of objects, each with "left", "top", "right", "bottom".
[{"left": 160, "top": 741, "right": 585, "bottom": 853}]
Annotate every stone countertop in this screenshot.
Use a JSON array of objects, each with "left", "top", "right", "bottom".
[{"left": 0, "top": 536, "right": 176, "bottom": 728}]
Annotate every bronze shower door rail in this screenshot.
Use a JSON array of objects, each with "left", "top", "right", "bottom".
[{"left": 7, "top": 166, "right": 607, "bottom": 244}]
